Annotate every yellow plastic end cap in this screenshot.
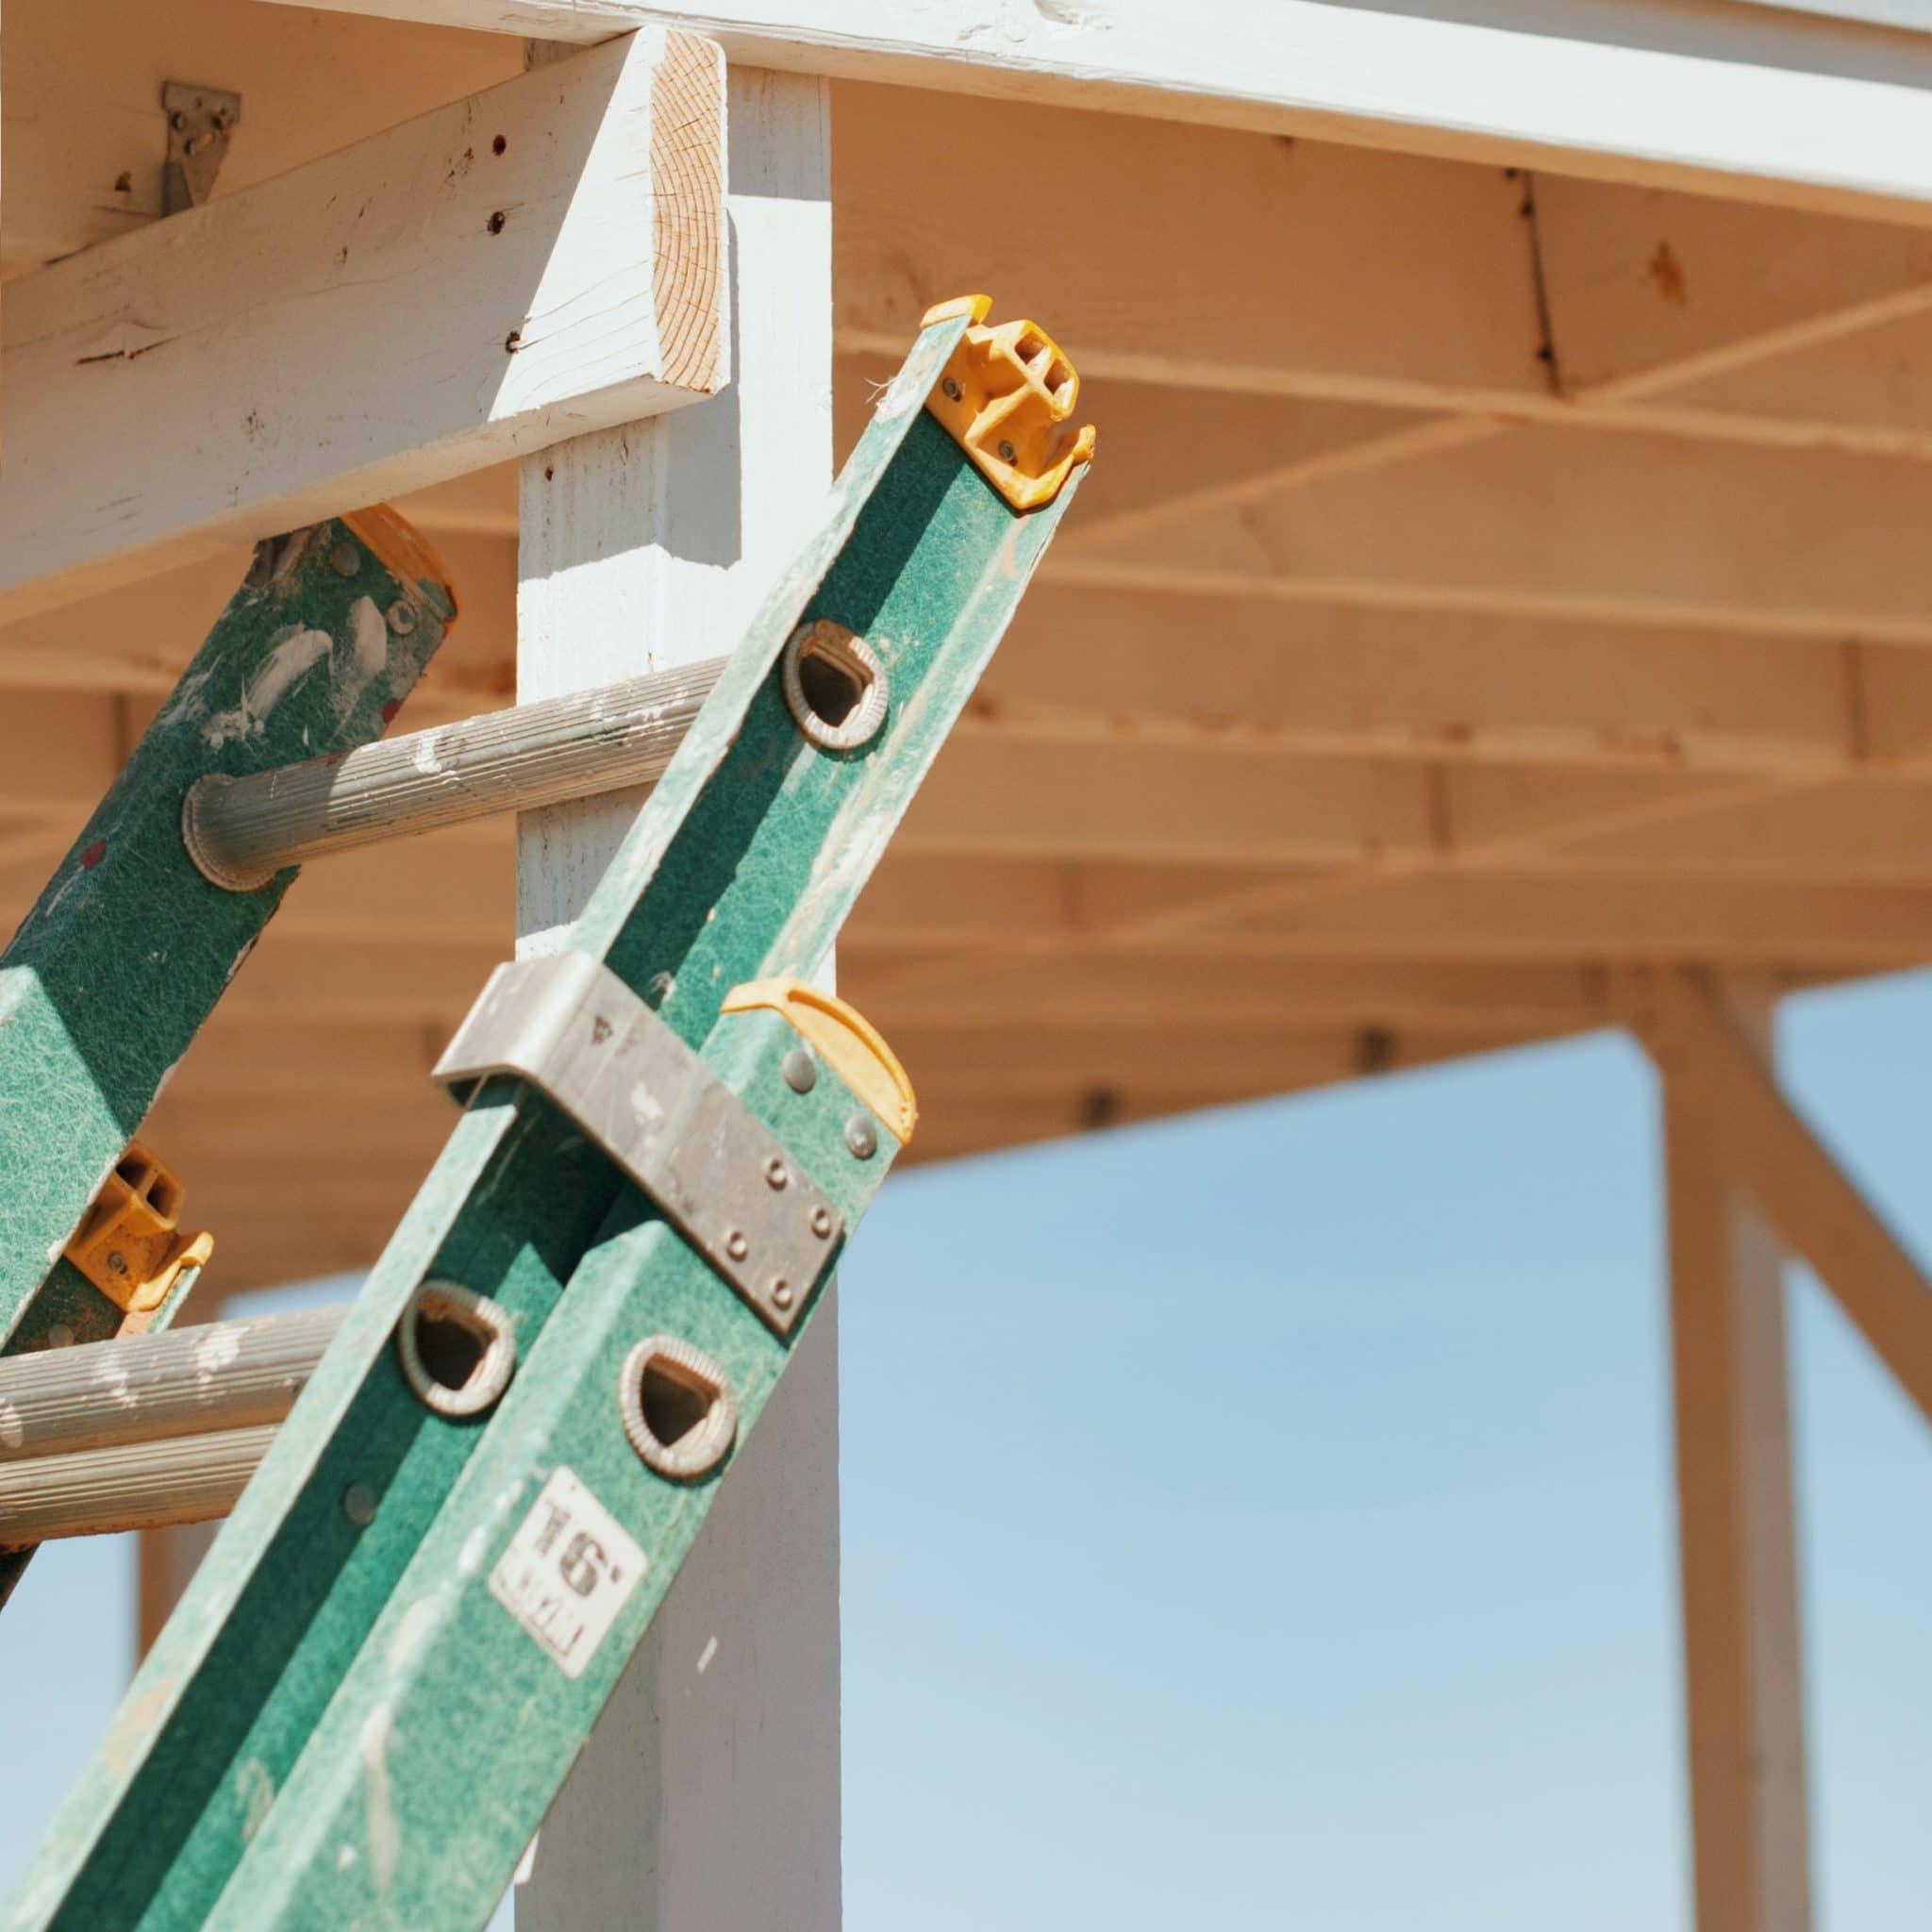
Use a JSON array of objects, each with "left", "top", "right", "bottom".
[
  {"left": 921, "top": 301, "right": 1096, "bottom": 511},
  {"left": 921, "top": 293, "right": 993, "bottom": 329},
  {"left": 342, "top": 503, "right": 460, "bottom": 627},
  {"left": 721, "top": 978, "right": 918, "bottom": 1146},
  {"left": 63, "top": 1142, "right": 215, "bottom": 1316}
]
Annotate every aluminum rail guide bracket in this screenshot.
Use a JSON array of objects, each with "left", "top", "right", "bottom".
[
  {"left": 0, "top": 508, "right": 458, "bottom": 1607},
  {"left": 6, "top": 295, "right": 1091, "bottom": 1932},
  {"left": 434, "top": 954, "right": 845, "bottom": 1335}
]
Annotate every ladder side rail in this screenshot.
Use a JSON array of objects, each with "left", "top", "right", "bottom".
[
  {"left": 205, "top": 389, "right": 1084, "bottom": 1931},
  {"left": 0, "top": 513, "right": 456, "bottom": 1607},
  {"left": 4, "top": 310, "right": 1080, "bottom": 1932}
]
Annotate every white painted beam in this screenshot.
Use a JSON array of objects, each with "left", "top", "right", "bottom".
[
  {"left": 254, "top": 0, "right": 1932, "bottom": 225},
  {"left": 1651, "top": 984, "right": 1814, "bottom": 1932},
  {"left": 0, "top": 28, "right": 724, "bottom": 624},
  {"left": 0, "top": 0, "right": 524, "bottom": 278},
  {"left": 512, "top": 64, "right": 839, "bottom": 1932}
]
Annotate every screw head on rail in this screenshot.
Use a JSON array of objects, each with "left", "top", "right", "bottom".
[
  {"left": 724, "top": 1229, "right": 750, "bottom": 1262},
  {"left": 843, "top": 1116, "right": 878, "bottom": 1161},
  {"left": 764, "top": 1157, "right": 790, "bottom": 1191},
  {"left": 328, "top": 541, "right": 361, "bottom": 578},
  {"left": 386, "top": 599, "right": 417, "bottom": 636},
  {"left": 782, "top": 1047, "right": 817, "bottom": 1094},
  {"left": 809, "top": 1206, "right": 834, "bottom": 1240},
  {"left": 341, "top": 1482, "right": 378, "bottom": 1528}
]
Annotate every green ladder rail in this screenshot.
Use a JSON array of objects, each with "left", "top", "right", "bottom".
[
  {"left": 2, "top": 295, "right": 1093, "bottom": 1932},
  {"left": 0, "top": 508, "right": 458, "bottom": 1608}
]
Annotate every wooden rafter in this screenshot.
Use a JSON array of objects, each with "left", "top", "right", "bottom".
[{"left": 0, "top": 31, "right": 724, "bottom": 622}]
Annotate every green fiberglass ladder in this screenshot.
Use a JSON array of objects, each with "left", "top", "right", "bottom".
[{"left": 0, "top": 297, "right": 1093, "bottom": 1932}]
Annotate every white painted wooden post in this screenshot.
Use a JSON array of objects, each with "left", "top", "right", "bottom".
[
  {"left": 512, "top": 58, "right": 838, "bottom": 1932},
  {"left": 1661, "top": 989, "right": 1812, "bottom": 1932}
]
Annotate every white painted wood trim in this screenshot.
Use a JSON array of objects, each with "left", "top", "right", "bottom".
[
  {"left": 512, "top": 63, "right": 838, "bottom": 1932},
  {"left": 1734, "top": 0, "right": 1932, "bottom": 32},
  {"left": 1651, "top": 985, "right": 1813, "bottom": 1932},
  {"left": 0, "top": 29, "right": 724, "bottom": 625},
  {"left": 255, "top": 0, "right": 1932, "bottom": 224}
]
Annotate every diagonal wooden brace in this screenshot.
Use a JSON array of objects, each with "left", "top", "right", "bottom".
[{"left": 1635, "top": 967, "right": 1932, "bottom": 1430}]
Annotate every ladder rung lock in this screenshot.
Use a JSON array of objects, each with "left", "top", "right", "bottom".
[{"left": 62, "top": 1142, "right": 213, "bottom": 1316}]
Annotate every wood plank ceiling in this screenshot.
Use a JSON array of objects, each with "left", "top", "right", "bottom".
[{"left": 6, "top": 0, "right": 1932, "bottom": 1290}]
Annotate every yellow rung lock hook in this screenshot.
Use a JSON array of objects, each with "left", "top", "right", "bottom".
[
  {"left": 63, "top": 1141, "right": 213, "bottom": 1315},
  {"left": 922, "top": 294, "right": 1097, "bottom": 512}
]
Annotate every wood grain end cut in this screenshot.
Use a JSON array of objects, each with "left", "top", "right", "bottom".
[{"left": 653, "top": 32, "right": 727, "bottom": 395}]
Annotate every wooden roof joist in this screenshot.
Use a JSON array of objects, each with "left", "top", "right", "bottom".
[
  {"left": 834, "top": 86, "right": 1932, "bottom": 458},
  {"left": 976, "top": 591, "right": 1889, "bottom": 779},
  {"left": 1054, "top": 419, "right": 1932, "bottom": 644},
  {"left": 261, "top": 0, "right": 1932, "bottom": 225},
  {"left": 20, "top": 561, "right": 1932, "bottom": 793},
  {"left": 866, "top": 958, "right": 1628, "bottom": 1034},
  {"left": 843, "top": 859, "right": 1932, "bottom": 968},
  {"left": 898, "top": 1024, "right": 1594, "bottom": 1166},
  {"left": 0, "top": 31, "right": 724, "bottom": 622},
  {"left": 899, "top": 747, "right": 1932, "bottom": 880}
]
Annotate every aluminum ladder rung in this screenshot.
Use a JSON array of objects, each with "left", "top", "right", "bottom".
[
  {"left": 182, "top": 658, "right": 725, "bottom": 890},
  {"left": 0, "top": 1309, "right": 338, "bottom": 1542}
]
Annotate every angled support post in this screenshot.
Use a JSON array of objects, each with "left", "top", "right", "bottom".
[
  {"left": 1641, "top": 976, "right": 1812, "bottom": 1932},
  {"left": 1640, "top": 969, "right": 1932, "bottom": 1431}
]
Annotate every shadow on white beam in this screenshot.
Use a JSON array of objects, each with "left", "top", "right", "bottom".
[
  {"left": 0, "top": 29, "right": 724, "bottom": 624},
  {"left": 256, "top": 0, "right": 1932, "bottom": 224}
]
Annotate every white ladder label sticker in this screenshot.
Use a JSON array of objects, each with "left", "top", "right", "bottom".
[{"left": 489, "top": 1466, "right": 647, "bottom": 1680}]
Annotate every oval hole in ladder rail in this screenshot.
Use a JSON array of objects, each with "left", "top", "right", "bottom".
[
  {"left": 782, "top": 620, "right": 888, "bottom": 753},
  {"left": 619, "top": 1336, "right": 738, "bottom": 1483},
  {"left": 397, "top": 1281, "right": 517, "bottom": 1419}
]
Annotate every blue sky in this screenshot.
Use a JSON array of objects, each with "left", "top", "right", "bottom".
[{"left": 5, "top": 971, "right": 1930, "bottom": 1927}]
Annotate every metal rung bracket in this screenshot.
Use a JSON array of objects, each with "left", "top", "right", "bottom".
[{"left": 434, "top": 955, "right": 843, "bottom": 1336}]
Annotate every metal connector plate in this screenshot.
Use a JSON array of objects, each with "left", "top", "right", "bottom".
[{"left": 434, "top": 955, "right": 842, "bottom": 1335}]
